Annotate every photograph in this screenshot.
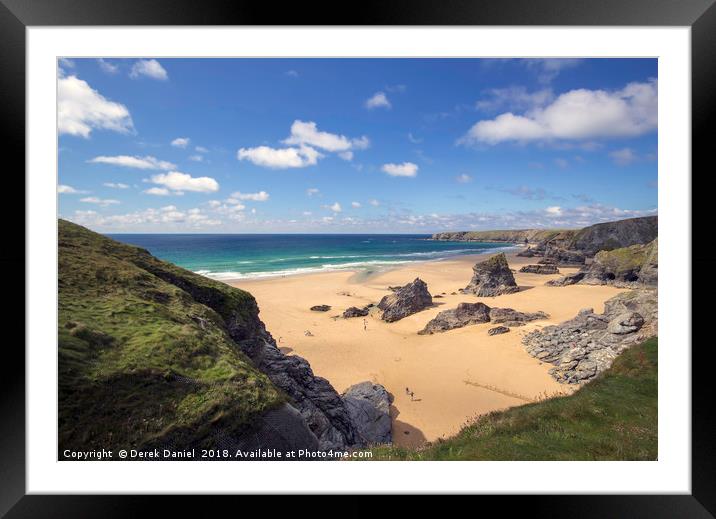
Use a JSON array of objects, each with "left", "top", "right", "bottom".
[{"left": 57, "top": 57, "right": 659, "bottom": 462}]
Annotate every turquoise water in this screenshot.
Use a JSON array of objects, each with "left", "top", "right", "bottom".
[{"left": 108, "top": 234, "right": 514, "bottom": 280}]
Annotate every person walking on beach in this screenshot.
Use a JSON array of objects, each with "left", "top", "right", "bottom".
[{"left": 363, "top": 318, "right": 367, "bottom": 331}]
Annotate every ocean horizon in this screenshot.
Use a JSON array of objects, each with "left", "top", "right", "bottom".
[{"left": 108, "top": 233, "right": 515, "bottom": 280}]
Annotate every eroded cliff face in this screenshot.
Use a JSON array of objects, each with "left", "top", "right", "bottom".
[{"left": 58, "top": 219, "right": 375, "bottom": 458}]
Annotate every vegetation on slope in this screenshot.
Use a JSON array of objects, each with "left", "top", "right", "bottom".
[
  {"left": 58, "top": 219, "right": 283, "bottom": 454},
  {"left": 368, "top": 338, "right": 657, "bottom": 461},
  {"left": 431, "top": 229, "right": 575, "bottom": 244}
]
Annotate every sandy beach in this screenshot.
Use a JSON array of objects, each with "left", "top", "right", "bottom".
[{"left": 228, "top": 251, "right": 627, "bottom": 447}]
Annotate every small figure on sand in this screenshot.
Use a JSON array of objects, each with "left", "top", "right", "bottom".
[
  {"left": 363, "top": 318, "right": 367, "bottom": 331},
  {"left": 405, "top": 387, "right": 416, "bottom": 400},
  {"left": 304, "top": 330, "right": 314, "bottom": 337}
]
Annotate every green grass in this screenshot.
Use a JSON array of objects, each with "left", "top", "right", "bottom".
[
  {"left": 592, "top": 240, "right": 656, "bottom": 278},
  {"left": 367, "top": 338, "right": 657, "bottom": 460},
  {"left": 58, "top": 219, "right": 284, "bottom": 453}
]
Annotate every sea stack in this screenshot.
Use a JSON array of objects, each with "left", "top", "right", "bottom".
[
  {"left": 461, "top": 253, "right": 519, "bottom": 297},
  {"left": 378, "top": 277, "right": 432, "bottom": 322}
]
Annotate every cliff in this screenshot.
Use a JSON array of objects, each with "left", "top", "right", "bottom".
[
  {"left": 58, "top": 220, "right": 377, "bottom": 458},
  {"left": 430, "top": 229, "right": 571, "bottom": 244}
]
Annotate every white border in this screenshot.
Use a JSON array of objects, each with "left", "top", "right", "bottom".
[{"left": 28, "top": 27, "right": 690, "bottom": 494}]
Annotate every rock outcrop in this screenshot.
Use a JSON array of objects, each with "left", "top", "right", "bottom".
[
  {"left": 341, "top": 382, "right": 393, "bottom": 445},
  {"left": 310, "top": 305, "right": 331, "bottom": 312},
  {"left": 547, "top": 239, "right": 658, "bottom": 288},
  {"left": 540, "top": 247, "right": 586, "bottom": 266},
  {"left": 522, "top": 289, "right": 657, "bottom": 384},
  {"left": 519, "top": 264, "right": 560, "bottom": 275},
  {"left": 343, "top": 306, "right": 370, "bottom": 318},
  {"left": 418, "top": 302, "right": 491, "bottom": 334},
  {"left": 419, "top": 303, "right": 547, "bottom": 334},
  {"left": 378, "top": 278, "right": 433, "bottom": 322},
  {"left": 566, "top": 215, "right": 657, "bottom": 256},
  {"left": 461, "top": 253, "right": 519, "bottom": 297}
]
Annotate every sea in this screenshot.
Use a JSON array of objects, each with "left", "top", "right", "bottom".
[{"left": 107, "top": 234, "right": 515, "bottom": 281}]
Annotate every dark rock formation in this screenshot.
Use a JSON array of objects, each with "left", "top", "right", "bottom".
[
  {"left": 342, "top": 306, "right": 370, "bottom": 318},
  {"left": 418, "top": 303, "right": 547, "bottom": 334},
  {"left": 567, "top": 215, "right": 658, "bottom": 255},
  {"left": 310, "top": 305, "right": 331, "bottom": 312},
  {"left": 378, "top": 278, "right": 433, "bottom": 322},
  {"left": 541, "top": 247, "right": 586, "bottom": 266},
  {"left": 548, "top": 239, "right": 658, "bottom": 288},
  {"left": 488, "top": 326, "right": 510, "bottom": 336},
  {"left": 519, "top": 264, "right": 560, "bottom": 275},
  {"left": 461, "top": 253, "right": 519, "bottom": 297},
  {"left": 341, "top": 382, "right": 392, "bottom": 445},
  {"left": 522, "top": 289, "right": 657, "bottom": 384},
  {"left": 489, "top": 307, "right": 549, "bottom": 327},
  {"left": 418, "top": 302, "right": 491, "bottom": 335},
  {"left": 517, "top": 247, "right": 538, "bottom": 257}
]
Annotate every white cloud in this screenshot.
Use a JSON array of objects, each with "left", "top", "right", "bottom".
[
  {"left": 97, "top": 59, "right": 119, "bottom": 74},
  {"left": 524, "top": 59, "right": 583, "bottom": 84},
  {"left": 286, "top": 70, "right": 299, "bottom": 78},
  {"left": 327, "top": 202, "right": 342, "bottom": 213},
  {"left": 461, "top": 79, "right": 657, "bottom": 145},
  {"left": 365, "top": 92, "right": 391, "bottom": 109},
  {"left": 408, "top": 132, "right": 423, "bottom": 144},
  {"left": 306, "top": 188, "right": 320, "bottom": 197},
  {"left": 58, "top": 184, "right": 88, "bottom": 194},
  {"left": 69, "top": 206, "right": 222, "bottom": 230},
  {"left": 80, "top": 196, "right": 120, "bottom": 207},
  {"left": 171, "top": 137, "right": 190, "bottom": 148},
  {"left": 369, "top": 199, "right": 380, "bottom": 206},
  {"left": 89, "top": 155, "right": 176, "bottom": 170},
  {"left": 144, "top": 187, "right": 171, "bottom": 196},
  {"left": 58, "top": 75, "right": 134, "bottom": 138},
  {"left": 609, "top": 147, "right": 637, "bottom": 166},
  {"left": 381, "top": 162, "right": 418, "bottom": 178},
  {"left": 150, "top": 172, "right": 219, "bottom": 193},
  {"left": 230, "top": 191, "right": 270, "bottom": 202},
  {"left": 103, "top": 182, "right": 129, "bottom": 189},
  {"left": 456, "top": 173, "right": 472, "bottom": 184},
  {"left": 545, "top": 206, "right": 563, "bottom": 217},
  {"left": 338, "top": 151, "right": 354, "bottom": 161},
  {"left": 130, "top": 59, "right": 168, "bottom": 80},
  {"left": 351, "top": 201, "right": 361, "bottom": 208},
  {"left": 195, "top": 146, "right": 209, "bottom": 153},
  {"left": 283, "top": 120, "right": 369, "bottom": 154},
  {"left": 188, "top": 155, "right": 204, "bottom": 162},
  {"left": 237, "top": 145, "right": 321, "bottom": 169}
]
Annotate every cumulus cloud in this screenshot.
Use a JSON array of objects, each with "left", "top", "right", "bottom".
[
  {"left": 195, "top": 146, "right": 209, "bottom": 153},
  {"left": 58, "top": 184, "right": 88, "bottom": 194},
  {"left": 103, "top": 182, "right": 129, "bottom": 189},
  {"left": 171, "top": 137, "right": 190, "bottom": 148},
  {"left": 230, "top": 191, "right": 270, "bottom": 201},
  {"left": 461, "top": 79, "right": 657, "bottom": 145},
  {"left": 58, "top": 75, "right": 134, "bottom": 138},
  {"left": 456, "top": 173, "right": 472, "bottom": 184},
  {"left": 69, "top": 206, "right": 221, "bottom": 230},
  {"left": 381, "top": 162, "right": 418, "bottom": 178},
  {"left": 238, "top": 145, "right": 321, "bottom": 169},
  {"left": 130, "top": 59, "right": 168, "bottom": 80},
  {"left": 326, "top": 202, "right": 342, "bottom": 213},
  {"left": 80, "top": 196, "right": 120, "bottom": 207},
  {"left": 369, "top": 199, "right": 380, "bottom": 206},
  {"left": 545, "top": 206, "right": 563, "bottom": 217},
  {"left": 351, "top": 201, "right": 362, "bottom": 208},
  {"left": 476, "top": 86, "right": 554, "bottom": 113},
  {"left": 365, "top": 92, "right": 391, "bottom": 109},
  {"left": 149, "top": 172, "right": 219, "bottom": 193},
  {"left": 88, "top": 155, "right": 176, "bottom": 170},
  {"left": 283, "top": 120, "right": 369, "bottom": 153},
  {"left": 306, "top": 188, "right": 320, "bottom": 197},
  {"left": 609, "top": 147, "right": 638, "bottom": 166}
]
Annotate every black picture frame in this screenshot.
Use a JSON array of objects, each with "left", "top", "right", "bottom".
[{"left": 1, "top": 0, "right": 710, "bottom": 514}]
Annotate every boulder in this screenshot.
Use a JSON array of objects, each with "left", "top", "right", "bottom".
[
  {"left": 343, "top": 306, "right": 370, "bottom": 318},
  {"left": 519, "top": 264, "right": 560, "bottom": 275},
  {"left": 581, "top": 239, "right": 657, "bottom": 286},
  {"left": 607, "top": 312, "right": 645, "bottom": 335},
  {"left": 545, "top": 272, "right": 585, "bottom": 287},
  {"left": 488, "top": 326, "right": 510, "bottom": 336},
  {"left": 378, "top": 278, "right": 433, "bottom": 322},
  {"left": 341, "top": 382, "right": 392, "bottom": 445},
  {"left": 418, "top": 302, "right": 491, "bottom": 335},
  {"left": 310, "top": 305, "right": 331, "bottom": 312},
  {"left": 541, "top": 247, "right": 586, "bottom": 266},
  {"left": 461, "top": 253, "right": 519, "bottom": 297}
]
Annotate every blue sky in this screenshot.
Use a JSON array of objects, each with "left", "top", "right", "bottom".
[{"left": 58, "top": 58, "right": 657, "bottom": 233}]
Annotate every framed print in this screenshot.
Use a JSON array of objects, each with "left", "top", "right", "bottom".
[{"left": 1, "top": 0, "right": 713, "bottom": 514}]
